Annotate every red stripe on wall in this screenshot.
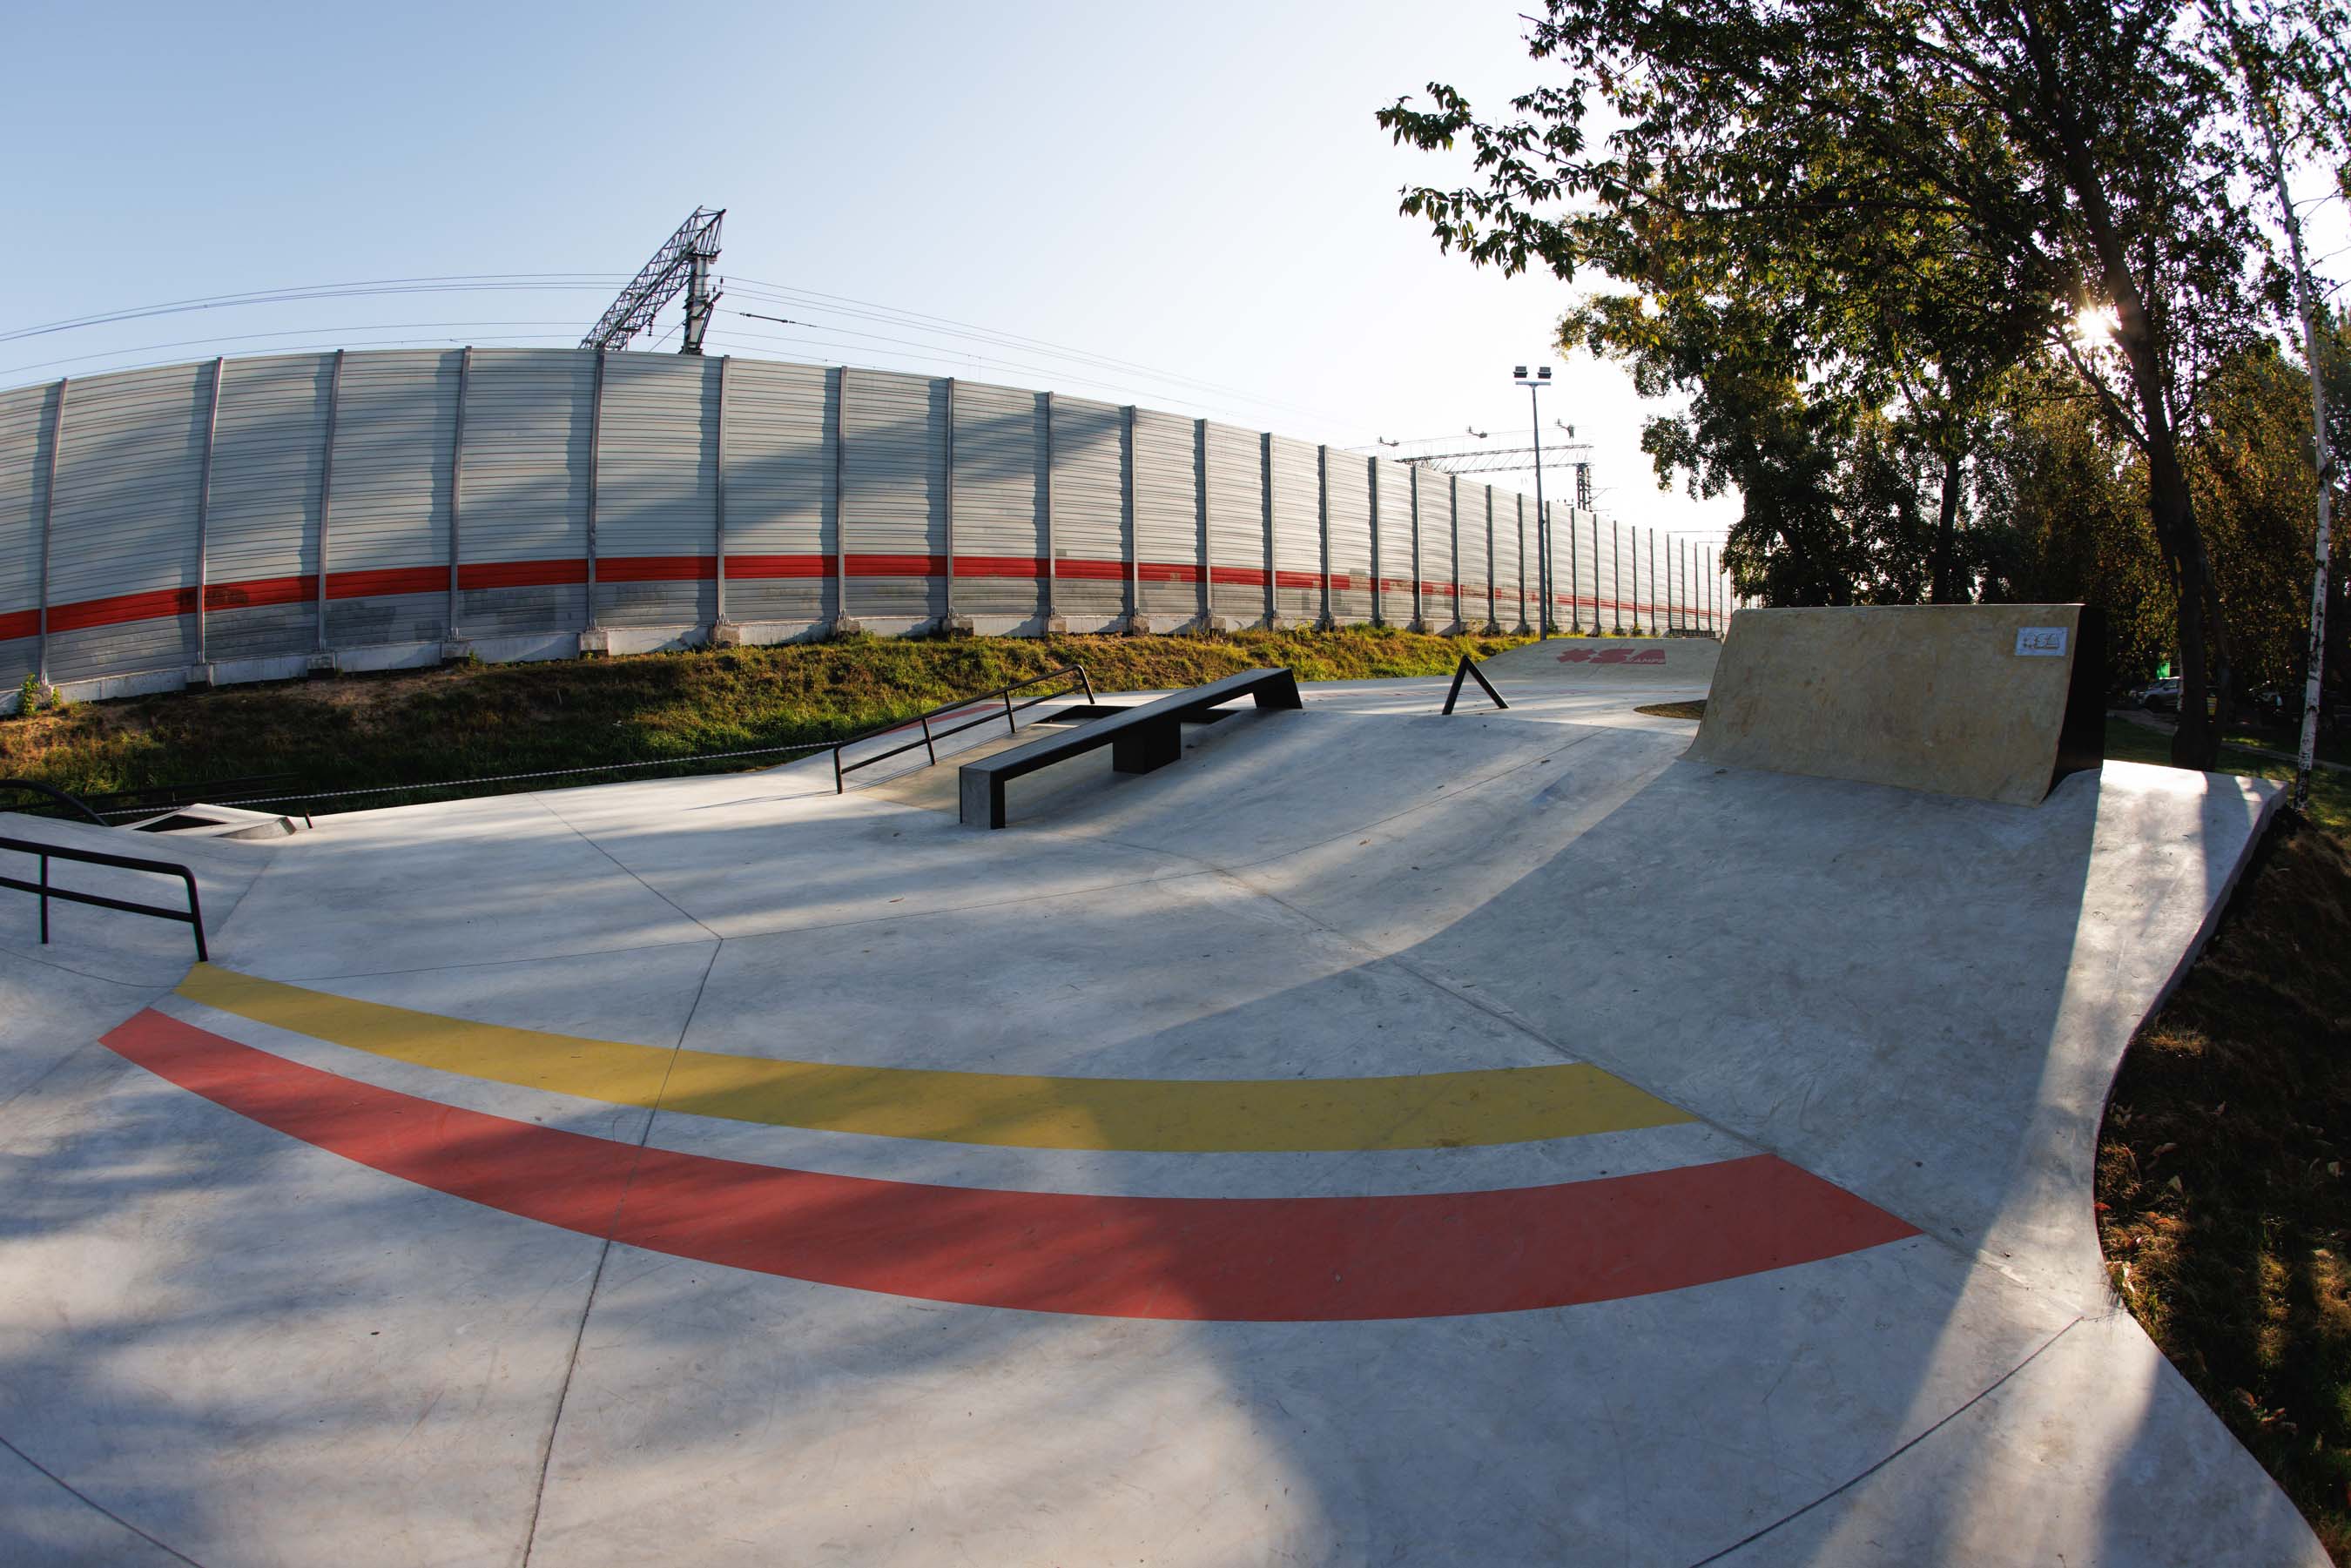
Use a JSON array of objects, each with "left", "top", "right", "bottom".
[
  {"left": 1209, "top": 566, "right": 1269, "bottom": 588},
  {"left": 845, "top": 553, "right": 948, "bottom": 577},
  {"left": 0, "top": 609, "right": 37, "bottom": 641},
  {"left": 100, "top": 1010, "right": 1917, "bottom": 1323},
  {"left": 458, "top": 559, "right": 589, "bottom": 590},
  {"left": 46, "top": 586, "right": 197, "bottom": 634},
  {"left": 327, "top": 566, "right": 447, "bottom": 601},
  {"left": 953, "top": 555, "right": 1044, "bottom": 580},
  {"left": 596, "top": 555, "right": 717, "bottom": 583},
  {"left": 1136, "top": 562, "right": 1202, "bottom": 584},
  {"left": 205, "top": 575, "right": 314, "bottom": 612},
  {"left": 1056, "top": 558, "right": 1128, "bottom": 582},
  {"left": 726, "top": 554, "right": 830, "bottom": 581}
]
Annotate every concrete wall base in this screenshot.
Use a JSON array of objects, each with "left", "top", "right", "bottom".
[
  {"left": 708, "top": 620, "right": 744, "bottom": 648},
  {"left": 577, "top": 629, "right": 613, "bottom": 656},
  {"left": 829, "top": 616, "right": 866, "bottom": 638},
  {"left": 933, "top": 615, "right": 975, "bottom": 638},
  {"left": 305, "top": 652, "right": 340, "bottom": 677}
]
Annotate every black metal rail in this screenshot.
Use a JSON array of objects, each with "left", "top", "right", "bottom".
[
  {"left": 832, "top": 664, "right": 1096, "bottom": 793},
  {"left": 0, "top": 834, "right": 208, "bottom": 961},
  {"left": 1441, "top": 654, "right": 1509, "bottom": 716},
  {"left": 0, "top": 779, "right": 107, "bottom": 825}
]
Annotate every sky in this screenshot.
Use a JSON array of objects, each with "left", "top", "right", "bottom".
[
  {"left": 0, "top": 0, "right": 1737, "bottom": 539},
  {"left": 5, "top": 1, "right": 2345, "bottom": 547}
]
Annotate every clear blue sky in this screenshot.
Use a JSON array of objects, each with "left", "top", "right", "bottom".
[
  {"left": 0, "top": 0, "right": 1734, "bottom": 537},
  {"left": 7, "top": 1, "right": 2341, "bottom": 543}
]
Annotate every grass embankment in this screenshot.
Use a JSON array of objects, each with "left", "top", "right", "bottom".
[
  {"left": 0, "top": 627, "right": 1528, "bottom": 815},
  {"left": 2098, "top": 819, "right": 2351, "bottom": 1559}
]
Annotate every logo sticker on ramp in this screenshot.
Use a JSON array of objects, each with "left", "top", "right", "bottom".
[{"left": 2014, "top": 627, "right": 2068, "bottom": 656}]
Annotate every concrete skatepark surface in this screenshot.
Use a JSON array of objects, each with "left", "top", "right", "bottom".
[{"left": 0, "top": 637, "right": 2321, "bottom": 1565}]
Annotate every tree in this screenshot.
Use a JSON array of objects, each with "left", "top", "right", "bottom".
[{"left": 1378, "top": 0, "right": 2342, "bottom": 767}]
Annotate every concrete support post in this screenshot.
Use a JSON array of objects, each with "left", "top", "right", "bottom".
[
  {"left": 580, "top": 351, "right": 607, "bottom": 651},
  {"left": 35, "top": 378, "right": 65, "bottom": 689},
  {"left": 312, "top": 348, "right": 345, "bottom": 669},
  {"left": 189, "top": 356, "right": 225, "bottom": 683},
  {"left": 444, "top": 347, "right": 472, "bottom": 656}
]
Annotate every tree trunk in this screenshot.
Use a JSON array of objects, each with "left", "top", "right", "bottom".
[
  {"left": 1930, "top": 447, "right": 1964, "bottom": 602},
  {"left": 2148, "top": 441, "right": 2221, "bottom": 769}
]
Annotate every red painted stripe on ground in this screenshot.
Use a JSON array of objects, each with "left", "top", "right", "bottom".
[{"left": 100, "top": 1010, "right": 1918, "bottom": 1322}]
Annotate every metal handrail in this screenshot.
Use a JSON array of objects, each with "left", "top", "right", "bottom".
[
  {"left": 832, "top": 664, "right": 1096, "bottom": 793},
  {"left": 1440, "top": 654, "right": 1510, "bottom": 716},
  {"left": 0, "top": 833, "right": 208, "bottom": 961},
  {"left": 0, "top": 779, "right": 107, "bottom": 825}
]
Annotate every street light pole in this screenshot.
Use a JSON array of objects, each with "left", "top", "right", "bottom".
[{"left": 1514, "top": 366, "right": 1553, "bottom": 637}]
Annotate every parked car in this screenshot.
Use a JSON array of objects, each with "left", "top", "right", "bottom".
[{"left": 2135, "top": 678, "right": 2183, "bottom": 714}]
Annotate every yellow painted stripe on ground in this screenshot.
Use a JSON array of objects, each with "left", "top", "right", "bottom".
[{"left": 177, "top": 965, "right": 1694, "bottom": 1153}]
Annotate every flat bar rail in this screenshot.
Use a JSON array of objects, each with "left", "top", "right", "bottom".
[
  {"left": 0, "top": 834, "right": 209, "bottom": 960},
  {"left": 960, "top": 666, "right": 1302, "bottom": 829},
  {"left": 833, "top": 664, "right": 1096, "bottom": 794}
]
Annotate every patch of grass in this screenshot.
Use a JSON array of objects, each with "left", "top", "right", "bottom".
[
  {"left": 0, "top": 627, "right": 1531, "bottom": 816},
  {"left": 2098, "top": 819, "right": 2351, "bottom": 1560},
  {"left": 1634, "top": 700, "right": 1707, "bottom": 721}
]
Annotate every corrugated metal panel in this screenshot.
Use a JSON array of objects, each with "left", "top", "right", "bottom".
[
  {"left": 1202, "top": 422, "right": 1263, "bottom": 622},
  {"left": 1373, "top": 459, "right": 1412, "bottom": 624},
  {"left": 1324, "top": 451, "right": 1371, "bottom": 624},
  {"left": 327, "top": 350, "right": 459, "bottom": 649},
  {"left": 948, "top": 380, "right": 1044, "bottom": 620},
  {"left": 0, "top": 381, "right": 56, "bottom": 688},
  {"left": 723, "top": 359, "right": 835, "bottom": 626},
  {"left": 1418, "top": 471, "right": 1455, "bottom": 629},
  {"left": 1495, "top": 491, "right": 1524, "bottom": 631},
  {"left": 461, "top": 348, "right": 591, "bottom": 638},
  {"left": 843, "top": 368, "right": 945, "bottom": 623},
  {"left": 1050, "top": 394, "right": 1126, "bottom": 622},
  {"left": 45, "top": 360, "right": 209, "bottom": 681},
  {"left": 1457, "top": 479, "right": 1492, "bottom": 630},
  {"left": 205, "top": 353, "right": 331, "bottom": 661},
  {"left": 1267, "top": 434, "right": 1319, "bottom": 622},
  {"left": 1132, "top": 409, "right": 1198, "bottom": 622},
  {"left": 595, "top": 353, "right": 718, "bottom": 630}
]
